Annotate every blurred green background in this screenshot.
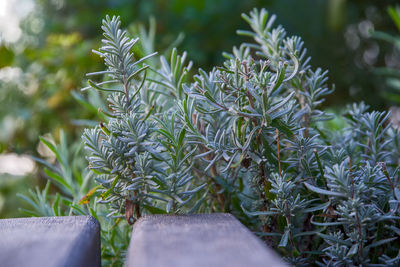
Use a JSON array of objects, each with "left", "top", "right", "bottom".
[{"left": 0, "top": 0, "right": 399, "bottom": 218}]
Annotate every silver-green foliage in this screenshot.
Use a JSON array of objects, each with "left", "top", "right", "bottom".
[
  {"left": 82, "top": 15, "right": 204, "bottom": 222},
  {"left": 81, "top": 9, "right": 400, "bottom": 265}
]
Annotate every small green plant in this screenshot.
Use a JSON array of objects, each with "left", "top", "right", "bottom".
[
  {"left": 23, "top": 9, "right": 400, "bottom": 266},
  {"left": 18, "top": 131, "right": 130, "bottom": 266}
]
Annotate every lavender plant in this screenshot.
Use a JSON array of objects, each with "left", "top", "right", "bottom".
[
  {"left": 22, "top": 8, "right": 400, "bottom": 266},
  {"left": 81, "top": 15, "right": 204, "bottom": 223}
]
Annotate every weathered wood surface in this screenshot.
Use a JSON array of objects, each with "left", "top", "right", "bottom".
[
  {"left": 126, "top": 213, "right": 287, "bottom": 267},
  {"left": 0, "top": 216, "right": 100, "bottom": 267}
]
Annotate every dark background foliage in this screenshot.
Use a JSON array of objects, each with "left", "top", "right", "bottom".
[{"left": 40, "top": 0, "right": 400, "bottom": 107}]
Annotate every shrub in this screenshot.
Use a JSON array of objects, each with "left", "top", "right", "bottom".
[{"left": 24, "top": 8, "right": 400, "bottom": 266}]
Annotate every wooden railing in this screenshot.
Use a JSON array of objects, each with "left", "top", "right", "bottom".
[
  {"left": 0, "top": 216, "right": 100, "bottom": 267},
  {"left": 0, "top": 214, "right": 287, "bottom": 267}
]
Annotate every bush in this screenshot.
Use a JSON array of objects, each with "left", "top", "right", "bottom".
[{"left": 23, "top": 8, "right": 400, "bottom": 266}]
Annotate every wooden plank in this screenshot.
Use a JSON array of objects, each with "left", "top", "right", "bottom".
[
  {"left": 0, "top": 216, "right": 100, "bottom": 267},
  {"left": 126, "top": 213, "right": 287, "bottom": 267}
]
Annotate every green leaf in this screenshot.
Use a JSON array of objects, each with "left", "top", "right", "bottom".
[
  {"left": 39, "top": 136, "right": 59, "bottom": 161},
  {"left": 178, "top": 128, "right": 186, "bottom": 147},
  {"left": 101, "top": 175, "right": 120, "bottom": 199},
  {"left": 270, "top": 119, "right": 294, "bottom": 138},
  {"left": 18, "top": 208, "right": 40, "bottom": 217},
  {"left": 347, "top": 243, "right": 358, "bottom": 258},
  {"left": 388, "top": 6, "right": 400, "bottom": 32},
  {"left": 271, "top": 63, "right": 287, "bottom": 92},
  {"left": 364, "top": 237, "right": 398, "bottom": 250},
  {"left": 317, "top": 233, "right": 352, "bottom": 246},
  {"left": 269, "top": 92, "right": 294, "bottom": 115},
  {"left": 293, "top": 229, "right": 324, "bottom": 238},
  {"left": 52, "top": 193, "right": 61, "bottom": 216},
  {"left": 243, "top": 125, "right": 261, "bottom": 151},
  {"left": 278, "top": 228, "right": 290, "bottom": 248},
  {"left": 310, "top": 216, "right": 344, "bottom": 226},
  {"left": 71, "top": 91, "right": 98, "bottom": 114},
  {"left": 86, "top": 79, "right": 124, "bottom": 93},
  {"left": 132, "top": 52, "right": 158, "bottom": 68},
  {"left": 17, "top": 193, "right": 41, "bottom": 212},
  {"left": 89, "top": 208, "right": 99, "bottom": 221},
  {"left": 166, "top": 200, "right": 173, "bottom": 213},
  {"left": 180, "top": 184, "right": 206, "bottom": 195},
  {"left": 44, "top": 168, "right": 73, "bottom": 194},
  {"left": 241, "top": 204, "right": 278, "bottom": 217},
  {"left": 236, "top": 30, "right": 256, "bottom": 37},
  {"left": 303, "top": 202, "right": 330, "bottom": 213},
  {"left": 70, "top": 204, "right": 87, "bottom": 215},
  {"left": 143, "top": 205, "right": 167, "bottom": 214},
  {"left": 188, "top": 190, "right": 208, "bottom": 214},
  {"left": 314, "top": 149, "right": 325, "bottom": 180},
  {"left": 126, "top": 65, "right": 149, "bottom": 84},
  {"left": 304, "top": 182, "right": 345, "bottom": 197},
  {"left": 255, "top": 232, "right": 282, "bottom": 237}
]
